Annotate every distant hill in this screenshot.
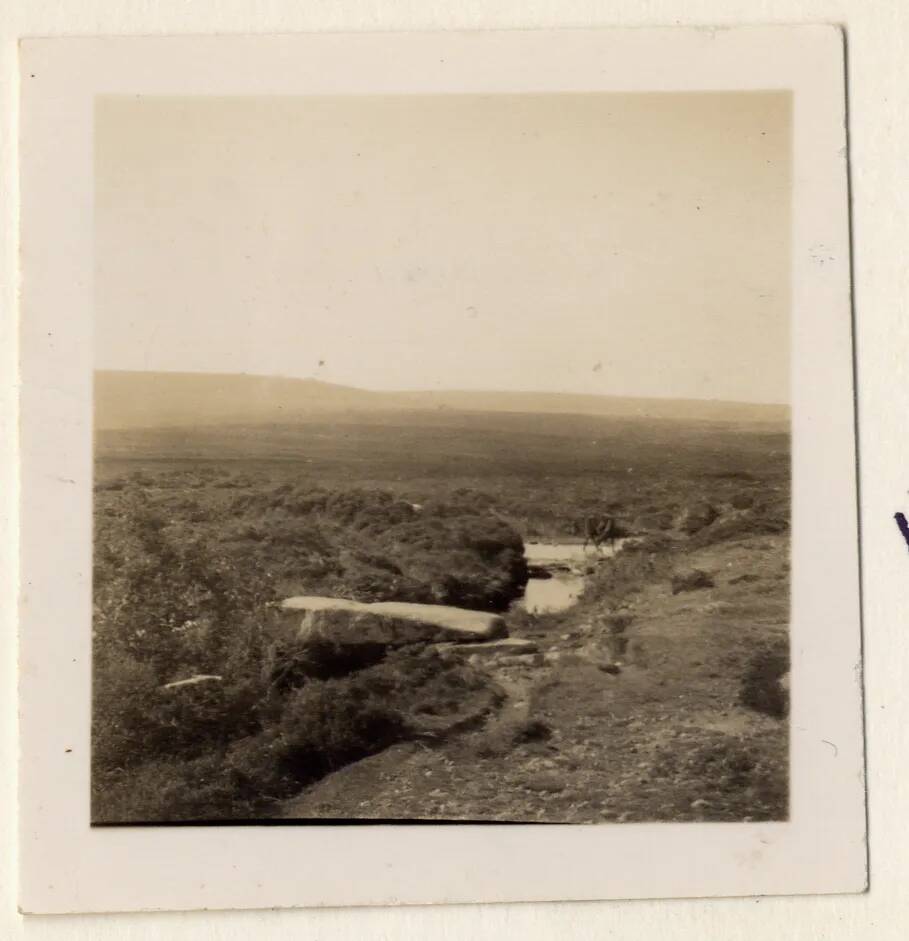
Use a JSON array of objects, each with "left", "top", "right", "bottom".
[{"left": 94, "top": 370, "right": 790, "bottom": 430}]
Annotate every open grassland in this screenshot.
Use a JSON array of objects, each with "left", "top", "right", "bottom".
[
  {"left": 92, "top": 410, "right": 789, "bottom": 824},
  {"left": 96, "top": 409, "right": 788, "bottom": 538}
]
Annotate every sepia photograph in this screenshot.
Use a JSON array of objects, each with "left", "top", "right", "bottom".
[
  {"left": 91, "top": 91, "right": 792, "bottom": 826},
  {"left": 17, "top": 27, "right": 865, "bottom": 914}
]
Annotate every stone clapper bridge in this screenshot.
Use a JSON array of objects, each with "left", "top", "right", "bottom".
[
  {"left": 163, "top": 544, "right": 608, "bottom": 692},
  {"left": 277, "top": 596, "right": 538, "bottom": 658}
]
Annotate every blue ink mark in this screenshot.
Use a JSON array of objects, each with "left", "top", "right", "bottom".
[{"left": 896, "top": 512, "right": 909, "bottom": 551}]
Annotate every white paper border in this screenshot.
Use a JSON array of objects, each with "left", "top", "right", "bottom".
[{"left": 17, "top": 26, "right": 865, "bottom": 915}]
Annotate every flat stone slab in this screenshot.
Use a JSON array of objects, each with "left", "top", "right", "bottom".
[
  {"left": 439, "top": 637, "right": 538, "bottom": 657},
  {"left": 280, "top": 596, "right": 508, "bottom": 646}
]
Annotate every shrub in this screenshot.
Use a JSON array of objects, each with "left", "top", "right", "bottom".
[
  {"left": 92, "top": 499, "right": 279, "bottom": 819},
  {"left": 208, "top": 485, "right": 528, "bottom": 610},
  {"left": 582, "top": 550, "right": 671, "bottom": 608},
  {"left": 740, "top": 641, "right": 790, "bottom": 718},
  {"left": 277, "top": 677, "right": 407, "bottom": 780},
  {"left": 266, "top": 629, "right": 387, "bottom": 689},
  {"left": 93, "top": 495, "right": 277, "bottom": 679},
  {"left": 92, "top": 650, "right": 167, "bottom": 774},
  {"left": 224, "top": 732, "right": 301, "bottom": 803},
  {"left": 624, "top": 533, "right": 675, "bottom": 554},
  {"left": 470, "top": 714, "right": 552, "bottom": 759},
  {"left": 511, "top": 718, "right": 553, "bottom": 743},
  {"left": 604, "top": 613, "right": 635, "bottom": 634},
  {"left": 688, "top": 503, "right": 789, "bottom": 550},
  {"left": 373, "top": 514, "right": 528, "bottom": 610}
]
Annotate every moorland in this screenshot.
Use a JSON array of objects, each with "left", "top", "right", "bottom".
[{"left": 92, "top": 373, "right": 790, "bottom": 824}]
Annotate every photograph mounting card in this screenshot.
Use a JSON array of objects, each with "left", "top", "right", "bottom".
[{"left": 18, "top": 26, "right": 865, "bottom": 913}]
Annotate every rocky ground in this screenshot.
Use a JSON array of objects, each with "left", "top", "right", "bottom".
[{"left": 281, "top": 531, "right": 789, "bottom": 823}]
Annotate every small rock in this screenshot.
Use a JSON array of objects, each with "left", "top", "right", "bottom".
[
  {"left": 523, "top": 773, "right": 565, "bottom": 794},
  {"left": 498, "top": 654, "right": 539, "bottom": 667},
  {"left": 690, "top": 798, "right": 711, "bottom": 810},
  {"left": 677, "top": 502, "right": 719, "bottom": 535},
  {"left": 599, "top": 663, "right": 622, "bottom": 675},
  {"left": 671, "top": 569, "right": 715, "bottom": 594}
]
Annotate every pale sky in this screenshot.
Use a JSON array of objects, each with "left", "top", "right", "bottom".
[{"left": 95, "top": 92, "right": 791, "bottom": 404}]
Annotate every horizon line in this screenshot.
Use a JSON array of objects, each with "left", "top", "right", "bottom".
[{"left": 94, "top": 367, "right": 791, "bottom": 410}]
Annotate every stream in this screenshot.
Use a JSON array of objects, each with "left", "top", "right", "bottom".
[{"left": 513, "top": 541, "right": 625, "bottom": 615}]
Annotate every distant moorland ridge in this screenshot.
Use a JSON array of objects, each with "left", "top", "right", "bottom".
[{"left": 94, "top": 370, "right": 790, "bottom": 430}]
